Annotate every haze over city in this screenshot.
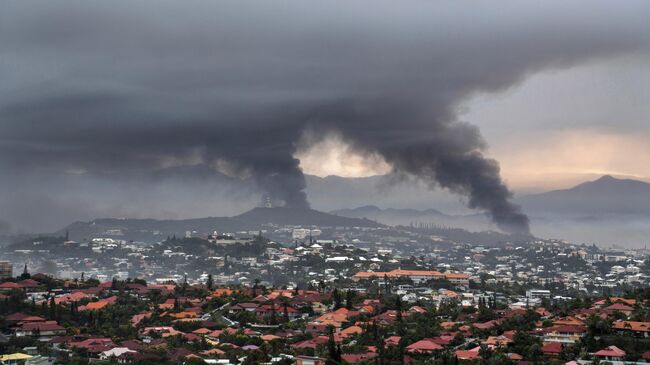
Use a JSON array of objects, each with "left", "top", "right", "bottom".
[
  {"left": 1, "top": 1, "right": 650, "bottom": 242},
  {"left": 4, "top": 3, "right": 650, "bottom": 365}
]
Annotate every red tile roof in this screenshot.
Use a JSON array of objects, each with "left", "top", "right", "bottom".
[
  {"left": 542, "top": 342, "right": 563, "bottom": 354},
  {"left": 594, "top": 346, "right": 626, "bottom": 358},
  {"left": 613, "top": 320, "right": 650, "bottom": 332},
  {"left": 406, "top": 339, "right": 443, "bottom": 353},
  {"left": 341, "top": 353, "right": 378, "bottom": 363}
]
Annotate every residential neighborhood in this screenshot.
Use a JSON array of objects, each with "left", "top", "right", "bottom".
[{"left": 1, "top": 234, "right": 650, "bottom": 365}]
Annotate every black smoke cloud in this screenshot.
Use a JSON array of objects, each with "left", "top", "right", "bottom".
[{"left": 1, "top": 0, "right": 649, "bottom": 233}]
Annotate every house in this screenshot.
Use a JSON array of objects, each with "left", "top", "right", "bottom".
[
  {"left": 455, "top": 347, "right": 480, "bottom": 360},
  {"left": 535, "top": 307, "right": 552, "bottom": 318},
  {"left": 290, "top": 337, "right": 329, "bottom": 350},
  {"left": 295, "top": 356, "right": 325, "bottom": 365},
  {"left": 483, "top": 335, "right": 512, "bottom": 348},
  {"left": 612, "top": 320, "right": 650, "bottom": 337},
  {"left": 69, "top": 338, "right": 116, "bottom": 355},
  {"left": 552, "top": 317, "right": 584, "bottom": 327},
  {"left": 55, "top": 292, "right": 90, "bottom": 305},
  {"left": 131, "top": 312, "right": 152, "bottom": 326},
  {"left": 542, "top": 342, "right": 563, "bottom": 358},
  {"left": 6, "top": 313, "right": 45, "bottom": 324},
  {"left": 543, "top": 325, "right": 586, "bottom": 344},
  {"left": 255, "top": 304, "right": 300, "bottom": 320},
  {"left": 15, "top": 321, "right": 66, "bottom": 340},
  {"left": 341, "top": 352, "right": 377, "bottom": 363},
  {"left": 384, "top": 336, "right": 401, "bottom": 347},
  {"left": 99, "top": 347, "right": 136, "bottom": 361},
  {"left": 167, "top": 348, "right": 197, "bottom": 361},
  {"left": 201, "top": 348, "right": 226, "bottom": 357},
  {"left": 594, "top": 346, "right": 626, "bottom": 362},
  {"left": 120, "top": 340, "right": 145, "bottom": 352},
  {"left": 0, "top": 282, "right": 23, "bottom": 291},
  {"left": 78, "top": 296, "right": 118, "bottom": 311},
  {"left": 593, "top": 298, "right": 636, "bottom": 308},
  {"left": 16, "top": 279, "right": 40, "bottom": 288},
  {"left": 473, "top": 320, "right": 498, "bottom": 330},
  {"left": 339, "top": 325, "right": 363, "bottom": 339},
  {"left": 165, "top": 311, "right": 199, "bottom": 320},
  {"left": 602, "top": 303, "right": 634, "bottom": 317},
  {"left": 228, "top": 302, "right": 259, "bottom": 313},
  {"left": 444, "top": 273, "right": 470, "bottom": 286},
  {"left": 352, "top": 269, "right": 469, "bottom": 286},
  {"left": 0, "top": 353, "right": 33, "bottom": 365},
  {"left": 406, "top": 339, "right": 443, "bottom": 354}
]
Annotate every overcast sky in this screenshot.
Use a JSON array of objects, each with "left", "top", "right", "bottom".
[
  {"left": 300, "top": 56, "right": 650, "bottom": 191},
  {"left": 1, "top": 0, "right": 649, "bottom": 231}
]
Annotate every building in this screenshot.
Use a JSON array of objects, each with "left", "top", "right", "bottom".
[
  {"left": 352, "top": 269, "right": 469, "bottom": 285},
  {"left": 526, "top": 289, "right": 551, "bottom": 300},
  {"left": 15, "top": 321, "right": 66, "bottom": 340},
  {"left": 593, "top": 346, "right": 626, "bottom": 362},
  {"left": 295, "top": 356, "right": 325, "bottom": 365},
  {"left": 543, "top": 325, "right": 587, "bottom": 344},
  {"left": 292, "top": 229, "right": 310, "bottom": 240},
  {"left": 0, "top": 353, "right": 32, "bottom": 365},
  {"left": 0, "top": 261, "right": 13, "bottom": 279}
]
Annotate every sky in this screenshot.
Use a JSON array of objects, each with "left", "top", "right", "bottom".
[
  {"left": 1, "top": 0, "right": 650, "bottom": 232},
  {"left": 299, "top": 56, "right": 650, "bottom": 192}
]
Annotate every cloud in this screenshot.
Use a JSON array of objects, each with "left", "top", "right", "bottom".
[
  {"left": 493, "top": 129, "right": 650, "bottom": 191},
  {"left": 0, "top": 0, "right": 649, "bottom": 233}
]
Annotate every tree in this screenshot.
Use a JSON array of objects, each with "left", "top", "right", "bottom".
[
  {"left": 206, "top": 274, "right": 214, "bottom": 290},
  {"left": 326, "top": 327, "right": 342, "bottom": 365},
  {"left": 283, "top": 301, "right": 289, "bottom": 323},
  {"left": 332, "top": 289, "right": 342, "bottom": 310},
  {"left": 345, "top": 290, "right": 354, "bottom": 310},
  {"left": 270, "top": 304, "right": 278, "bottom": 325},
  {"left": 479, "top": 344, "right": 492, "bottom": 361},
  {"left": 384, "top": 274, "right": 391, "bottom": 295},
  {"left": 49, "top": 297, "right": 56, "bottom": 320},
  {"left": 20, "top": 264, "right": 30, "bottom": 280},
  {"left": 395, "top": 296, "right": 403, "bottom": 322}
]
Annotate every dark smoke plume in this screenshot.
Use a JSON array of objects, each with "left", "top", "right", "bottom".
[
  {"left": 1, "top": 0, "right": 649, "bottom": 233},
  {"left": 302, "top": 100, "right": 530, "bottom": 234}
]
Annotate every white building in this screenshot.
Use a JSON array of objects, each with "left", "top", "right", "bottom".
[{"left": 526, "top": 289, "right": 551, "bottom": 300}]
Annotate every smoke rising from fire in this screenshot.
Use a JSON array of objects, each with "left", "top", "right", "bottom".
[{"left": 1, "top": 0, "right": 649, "bottom": 233}]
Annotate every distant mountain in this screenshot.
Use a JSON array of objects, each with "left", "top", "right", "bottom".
[
  {"left": 331, "top": 205, "right": 447, "bottom": 223},
  {"left": 332, "top": 205, "right": 447, "bottom": 217},
  {"left": 58, "top": 207, "right": 383, "bottom": 241},
  {"left": 304, "top": 174, "right": 471, "bottom": 215},
  {"left": 516, "top": 175, "right": 650, "bottom": 216},
  {"left": 41, "top": 175, "right": 650, "bottom": 247},
  {"left": 330, "top": 205, "right": 492, "bottom": 231},
  {"left": 233, "top": 207, "right": 383, "bottom": 228},
  {"left": 511, "top": 175, "right": 650, "bottom": 246}
]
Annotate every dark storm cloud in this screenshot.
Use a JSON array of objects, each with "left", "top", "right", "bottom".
[{"left": 1, "top": 0, "right": 649, "bottom": 233}]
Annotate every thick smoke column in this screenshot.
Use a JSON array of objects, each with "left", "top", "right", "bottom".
[
  {"left": 303, "top": 100, "right": 530, "bottom": 234},
  {"left": 1, "top": 0, "right": 649, "bottom": 232}
]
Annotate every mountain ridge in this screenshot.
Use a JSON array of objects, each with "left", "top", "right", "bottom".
[
  {"left": 516, "top": 175, "right": 650, "bottom": 215},
  {"left": 57, "top": 207, "right": 384, "bottom": 241}
]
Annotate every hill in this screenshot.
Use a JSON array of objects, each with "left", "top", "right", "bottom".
[
  {"left": 234, "top": 207, "right": 382, "bottom": 228},
  {"left": 331, "top": 205, "right": 448, "bottom": 224},
  {"left": 330, "top": 205, "right": 492, "bottom": 231},
  {"left": 57, "top": 207, "right": 383, "bottom": 241},
  {"left": 516, "top": 175, "right": 650, "bottom": 215}
]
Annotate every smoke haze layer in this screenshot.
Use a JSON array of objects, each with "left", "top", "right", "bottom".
[{"left": 1, "top": 0, "right": 650, "bottom": 233}]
